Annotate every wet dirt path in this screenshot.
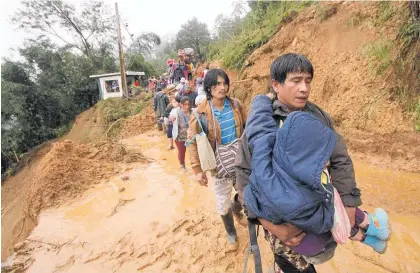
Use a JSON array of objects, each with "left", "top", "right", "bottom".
[{"left": 3, "top": 131, "right": 420, "bottom": 273}]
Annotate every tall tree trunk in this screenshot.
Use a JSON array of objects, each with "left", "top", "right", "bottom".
[{"left": 410, "top": 1, "right": 420, "bottom": 20}]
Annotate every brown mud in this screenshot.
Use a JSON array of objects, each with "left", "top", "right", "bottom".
[{"left": 2, "top": 131, "right": 420, "bottom": 273}]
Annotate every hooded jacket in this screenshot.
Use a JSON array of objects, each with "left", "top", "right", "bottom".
[
  {"left": 235, "top": 98, "right": 362, "bottom": 209},
  {"left": 244, "top": 95, "right": 335, "bottom": 234},
  {"left": 154, "top": 91, "right": 169, "bottom": 117}
]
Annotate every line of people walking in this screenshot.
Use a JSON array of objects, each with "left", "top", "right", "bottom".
[{"left": 153, "top": 54, "right": 391, "bottom": 273}]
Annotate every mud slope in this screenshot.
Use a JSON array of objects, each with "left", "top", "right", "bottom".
[
  {"left": 2, "top": 131, "right": 420, "bottom": 273},
  {"left": 229, "top": 2, "right": 420, "bottom": 171},
  {"left": 1, "top": 103, "right": 154, "bottom": 261}
]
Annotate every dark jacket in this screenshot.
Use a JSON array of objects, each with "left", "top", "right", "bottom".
[
  {"left": 154, "top": 91, "right": 169, "bottom": 117},
  {"left": 165, "top": 104, "right": 174, "bottom": 118},
  {"left": 235, "top": 98, "right": 362, "bottom": 210},
  {"left": 244, "top": 95, "right": 336, "bottom": 233}
]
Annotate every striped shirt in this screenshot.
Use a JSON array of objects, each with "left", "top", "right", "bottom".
[{"left": 212, "top": 98, "right": 236, "bottom": 144}]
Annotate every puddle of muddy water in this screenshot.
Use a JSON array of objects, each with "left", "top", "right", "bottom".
[{"left": 3, "top": 132, "right": 420, "bottom": 273}]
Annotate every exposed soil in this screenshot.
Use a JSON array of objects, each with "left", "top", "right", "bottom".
[
  {"left": 120, "top": 102, "right": 156, "bottom": 138},
  {"left": 1, "top": 139, "right": 148, "bottom": 261},
  {"left": 228, "top": 1, "right": 420, "bottom": 173},
  {"left": 2, "top": 132, "right": 420, "bottom": 273},
  {"left": 64, "top": 107, "right": 106, "bottom": 144}
]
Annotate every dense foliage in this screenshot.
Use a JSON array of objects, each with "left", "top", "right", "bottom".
[{"left": 1, "top": 0, "right": 159, "bottom": 175}]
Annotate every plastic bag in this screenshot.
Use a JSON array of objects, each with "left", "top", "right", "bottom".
[{"left": 331, "top": 187, "right": 351, "bottom": 244}]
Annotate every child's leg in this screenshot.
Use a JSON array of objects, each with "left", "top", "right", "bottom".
[
  {"left": 167, "top": 124, "right": 174, "bottom": 149},
  {"left": 175, "top": 140, "right": 186, "bottom": 166},
  {"left": 351, "top": 207, "right": 390, "bottom": 241},
  {"left": 350, "top": 208, "right": 369, "bottom": 239},
  {"left": 289, "top": 232, "right": 331, "bottom": 257},
  {"left": 351, "top": 207, "right": 390, "bottom": 254}
]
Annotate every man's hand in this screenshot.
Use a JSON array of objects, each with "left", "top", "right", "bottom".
[
  {"left": 258, "top": 218, "right": 305, "bottom": 247},
  {"left": 345, "top": 207, "right": 356, "bottom": 227},
  {"left": 196, "top": 172, "right": 208, "bottom": 187}
]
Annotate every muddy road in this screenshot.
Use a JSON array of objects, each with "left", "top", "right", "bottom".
[{"left": 2, "top": 131, "right": 420, "bottom": 273}]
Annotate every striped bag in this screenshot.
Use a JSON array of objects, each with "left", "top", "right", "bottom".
[{"left": 215, "top": 139, "right": 239, "bottom": 178}]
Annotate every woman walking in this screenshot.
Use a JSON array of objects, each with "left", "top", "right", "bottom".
[{"left": 169, "top": 96, "right": 192, "bottom": 172}]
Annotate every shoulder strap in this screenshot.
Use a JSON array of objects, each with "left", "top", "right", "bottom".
[
  {"left": 243, "top": 221, "right": 263, "bottom": 273},
  {"left": 193, "top": 111, "right": 205, "bottom": 133},
  {"left": 232, "top": 98, "right": 239, "bottom": 109},
  {"left": 209, "top": 102, "right": 218, "bottom": 146}
]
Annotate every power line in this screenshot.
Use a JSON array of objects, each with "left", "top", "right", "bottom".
[{"left": 119, "top": 15, "right": 136, "bottom": 69}]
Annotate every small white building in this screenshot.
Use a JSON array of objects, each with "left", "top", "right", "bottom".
[{"left": 89, "top": 71, "right": 145, "bottom": 100}]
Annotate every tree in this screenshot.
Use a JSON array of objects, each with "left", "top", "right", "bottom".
[
  {"left": 125, "top": 52, "right": 156, "bottom": 76},
  {"left": 213, "top": 14, "right": 243, "bottom": 40},
  {"left": 1, "top": 37, "right": 119, "bottom": 175},
  {"left": 128, "top": 32, "right": 161, "bottom": 56},
  {"left": 1, "top": 60, "right": 60, "bottom": 173},
  {"left": 176, "top": 18, "right": 211, "bottom": 62},
  {"left": 12, "top": 0, "right": 114, "bottom": 57}
]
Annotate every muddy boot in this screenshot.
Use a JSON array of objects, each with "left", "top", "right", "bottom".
[
  {"left": 362, "top": 235, "right": 387, "bottom": 254},
  {"left": 221, "top": 209, "right": 237, "bottom": 245},
  {"left": 365, "top": 208, "right": 391, "bottom": 241},
  {"left": 231, "top": 194, "right": 247, "bottom": 227}
]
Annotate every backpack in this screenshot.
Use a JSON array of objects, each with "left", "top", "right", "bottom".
[{"left": 173, "top": 64, "right": 185, "bottom": 81}]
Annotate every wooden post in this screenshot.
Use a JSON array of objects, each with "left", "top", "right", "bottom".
[{"left": 115, "top": 2, "right": 128, "bottom": 99}]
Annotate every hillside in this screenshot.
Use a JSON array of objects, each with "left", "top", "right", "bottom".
[{"left": 228, "top": 1, "right": 420, "bottom": 172}]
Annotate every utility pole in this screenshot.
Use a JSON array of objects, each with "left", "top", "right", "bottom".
[{"left": 115, "top": 2, "right": 128, "bottom": 99}]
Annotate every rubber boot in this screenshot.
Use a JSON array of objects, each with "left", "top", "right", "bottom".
[
  {"left": 221, "top": 209, "right": 238, "bottom": 244},
  {"left": 231, "top": 194, "right": 247, "bottom": 227},
  {"left": 365, "top": 208, "right": 391, "bottom": 241},
  {"left": 363, "top": 235, "right": 387, "bottom": 254}
]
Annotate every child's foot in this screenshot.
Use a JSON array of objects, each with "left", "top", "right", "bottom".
[
  {"left": 362, "top": 235, "right": 387, "bottom": 254},
  {"left": 167, "top": 145, "right": 174, "bottom": 150},
  {"left": 365, "top": 208, "right": 391, "bottom": 241},
  {"left": 180, "top": 165, "right": 187, "bottom": 173}
]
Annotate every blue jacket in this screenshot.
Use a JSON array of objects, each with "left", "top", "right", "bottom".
[{"left": 244, "top": 95, "right": 336, "bottom": 234}]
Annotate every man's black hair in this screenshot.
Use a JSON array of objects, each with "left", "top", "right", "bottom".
[
  {"left": 270, "top": 53, "right": 314, "bottom": 84},
  {"left": 203, "top": 69, "right": 230, "bottom": 100}
]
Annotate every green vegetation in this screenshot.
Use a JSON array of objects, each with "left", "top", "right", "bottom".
[
  {"left": 415, "top": 99, "right": 420, "bottom": 131},
  {"left": 361, "top": 2, "right": 420, "bottom": 130},
  {"left": 374, "top": 1, "right": 397, "bottom": 25},
  {"left": 362, "top": 39, "right": 393, "bottom": 75},
  {"left": 1, "top": 0, "right": 159, "bottom": 176},
  {"left": 315, "top": 4, "right": 337, "bottom": 22},
  {"left": 207, "top": 1, "right": 313, "bottom": 70},
  {"left": 97, "top": 95, "right": 152, "bottom": 125}
]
